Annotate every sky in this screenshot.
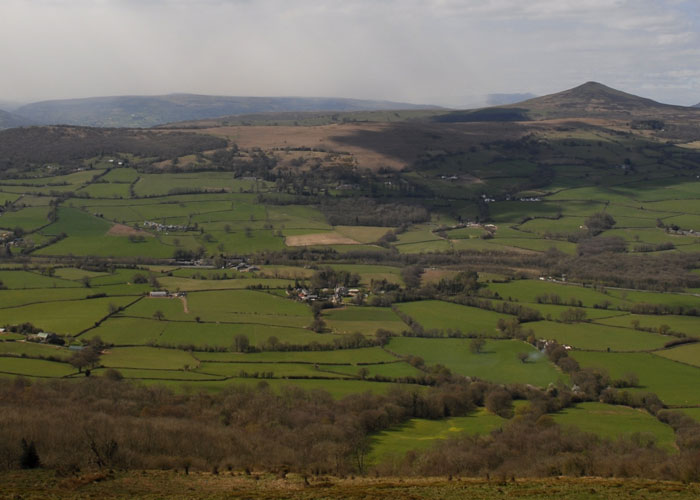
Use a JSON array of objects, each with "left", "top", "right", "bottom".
[{"left": 1, "top": 0, "right": 699, "bottom": 108}]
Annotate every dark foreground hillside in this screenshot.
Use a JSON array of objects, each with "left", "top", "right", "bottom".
[{"left": 1, "top": 471, "right": 699, "bottom": 500}]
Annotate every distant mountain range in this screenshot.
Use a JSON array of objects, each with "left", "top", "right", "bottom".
[
  {"left": 6, "top": 94, "right": 439, "bottom": 129},
  {"left": 2, "top": 84, "right": 698, "bottom": 130}
]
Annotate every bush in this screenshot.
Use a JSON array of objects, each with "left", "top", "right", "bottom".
[{"left": 20, "top": 439, "right": 40, "bottom": 469}]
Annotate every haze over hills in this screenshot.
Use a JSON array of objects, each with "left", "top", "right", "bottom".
[
  {"left": 11, "top": 94, "right": 440, "bottom": 128},
  {"left": 0, "top": 108, "right": 33, "bottom": 129}
]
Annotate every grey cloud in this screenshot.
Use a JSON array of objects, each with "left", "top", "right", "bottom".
[{"left": 0, "top": 0, "right": 698, "bottom": 106}]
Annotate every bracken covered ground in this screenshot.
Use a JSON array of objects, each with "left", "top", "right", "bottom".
[{"left": 2, "top": 471, "right": 700, "bottom": 500}]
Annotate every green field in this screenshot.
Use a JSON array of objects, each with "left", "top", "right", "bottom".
[
  {"left": 389, "top": 337, "right": 566, "bottom": 387},
  {"left": 395, "top": 300, "right": 509, "bottom": 335},
  {"left": 323, "top": 306, "right": 407, "bottom": 334},
  {"left": 368, "top": 408, "right": 506, "bottom": 465},
  {"left": 528, "top": 320, "right": 668, "bottom": 351},
  {"left": 571, "top": 351, "right": 700, "bottom": 406},
  {"left": 0, "top": 296, "right": 135, "bottom": 335},
  {"left": 552, "top": 402, "right": 677, "bottom": 452},
  {"left": 655, "top": 342, "right": 700, "bottom": 367}
]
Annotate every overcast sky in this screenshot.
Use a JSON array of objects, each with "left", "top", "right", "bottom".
[{"left": 1, "top": 0, "right": 699, "bottom": 107}]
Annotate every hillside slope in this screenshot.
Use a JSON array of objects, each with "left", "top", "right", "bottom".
[
  {"left": 0, "top": 109, "right": 33, "bottom": 129},
  {"left": 435, "top": 82, "right": 700, "bottom": 123},
  {"left": 14, "top": 94, "right": 439, "bottom": 128}
]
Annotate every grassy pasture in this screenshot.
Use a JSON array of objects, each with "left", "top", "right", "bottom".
[
  {"left": 368, "top": 409, "right": 505, "bottom": 465},
  {"left": 0, "top": 296, "right": 134, "bottom": 335},
  {"left": 595, "top": 313, "right": 700, "bottom": 336},
  {"left": 0, "top": 192, "right": 20, "bottom": 204},
  {"left": 0, "top": 270, "right": 78, "bottom": 289},
  {"left": 36, "top": 234, "right": 175, "bottom": 258},
  {"left": 52, "top": 267, "right": 108, "bottom": 281},
  {"left": 0, "top": 357, "right": 75, "bottom": 377},
  {"left": 444, "top": 226, "right": 487, "bottom": 239},
  {"left": 156, "top": 276, "right": 294, "bottom": 292},
  {"left": 193, "top": 346, "right": 397, "bottom": 364},
  {"left": 157, "top": 322, "right": 329, "bottom": 349},
  {"left": 528, "top": 320, "right": 668, "bottom": 351},
  {"left": 42, "top": 207, "right": 112, "bottom": 236},
  {"left": 328, "top": 263, "right": 403, "bottom": 284},
  {"left": 389, "top": 337, "right": 565, "bottom": 387},
  {"left": 0, "top": 286, "right": 145, "bottom": 309},
  {"left": 101, "top": 346, "right": 198, "bottom": 370},
  {"left": 0, "top": 206, "right": 52, "bottom": 231},
  {"left": 326, "top": 361, "right": 423, "bottom": 379},
  {"left": 102, "top": 167, "right": 140, "bottom": 182},
  {"left": 572, "top": 351, "right": 700, "bottom": 406},
  {"left": 655, "top": 342, "right": 700, "bottom": 367},
  {"left": 518, "top": 216, "right": 586, "bottom": 234},
  {"left": 604, "top": 289, "right": 700, "bottom": 309},
  {"left": 0, "top": 169, "right": 103, "bottom": 186},
  {"left": 488, "top": 201, "right": 563, "bottom": 222},
  {"left": 79, "top": 182, "right": 131, "bottom": 198},
  {"left": 552, "top": 402, "right": 676, "bottom": 452},
  {"left": 486, "top": 280, "right": 628, "bottom": 308},
  {"left": 0, "top": 341, "right": 73, "bottom": 360},
  {"left": 682, "top": 407, "right": 700, "bottom": 422},
  {"left": 395, "top": 225, "right": 441, "bottom": 245},
  {"left": 82, "top": 317, "right": 166, "bottom": 345},
  {"left": 132, "top": 173, "right": 263, "bottom": 197},
  {"left": 395, "top": 300, "right": 509, "bottom": 335},
  {"left": 323, "top": 306, "right": 407, "bottom": 334},
  {"left": 197, "top": 361, "right": 349, "bottom": 379}
]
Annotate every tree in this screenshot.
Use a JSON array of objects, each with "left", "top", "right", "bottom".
[
  {"left": 69, "top": 347, "right": 101, "bottom": 374},
  {"left": 469, "top": 338, "right": 486, "bottom": 354},
  {"left": 153, "top": 310, "right": 165, "bottom": 321},
  {"left": 485, "top": 388, "right": 513, "bottom": 418},
  {"left": 375, "top": 329, "right": 391, "bottom": 346},
  {"left": 517, "top": 352, "right": 529, "bottom": 363},
  {"left": 357, "top": 367, "right": 369, "bottom": 380},
  {"left": 585, "top": 212, "right": 616, "bottom": 236},
  {"left": 310, "top": 317, "right": 327, "bottom": 333},
  {"left": 559, "top": 308, "right": 587, "bottom": 323},
  {"left": 232, "top": 334, "right": 250, "bottom": 353}
]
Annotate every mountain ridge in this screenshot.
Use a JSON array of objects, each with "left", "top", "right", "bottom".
[{"left": 14, "top": 94, "right": 440, "bottom": 128}]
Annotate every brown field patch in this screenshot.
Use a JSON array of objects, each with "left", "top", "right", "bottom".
[
  {"left": 180, "top": 121, "right": 527, "bottom": 171},
  {"left": 107, "top": 224, "right": 154, "bottom": 237},
  {"left": 286, "top": 232, "right": 361, "bottom": 246},
  {"left": 421, "top": 268, "right": 459, "bottom": 285}
]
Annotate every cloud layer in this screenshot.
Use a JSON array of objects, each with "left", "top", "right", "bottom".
[{"left": 1, "top": 0, "right": 698, "bottom": 106}]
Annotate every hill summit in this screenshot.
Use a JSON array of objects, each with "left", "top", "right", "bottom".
[{"left": 511, "top": 81, "right": 688, "bottom": 119}]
